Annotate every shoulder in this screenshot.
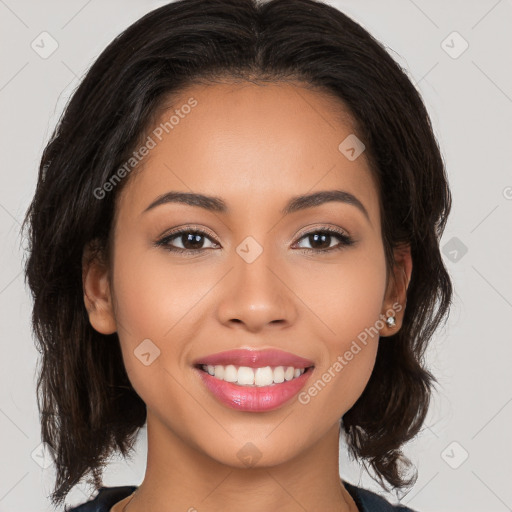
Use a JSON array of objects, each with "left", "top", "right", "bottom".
[
  {"left": 343, "top": 481, "right": 419, "bottom": 512},
  {"left": 65, "top": 486, "right": 137, "bottom": 512}
]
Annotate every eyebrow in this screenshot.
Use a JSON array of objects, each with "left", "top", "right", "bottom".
[{"left": 142, "top": 189, "right": 370, "bottom": 222}]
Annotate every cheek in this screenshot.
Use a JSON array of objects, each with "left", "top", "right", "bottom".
[
  {"left": 109, "top": 247, "right": 191, "bottom": 407},
  {"left": 110, "top": 245, "right": 216, "bottom": 387},
  {"left": 111, "top": 261, "right": 172, "bottom": 338},
  {"left": 294, "top": 250, "right": 386, "bottom": 413},
  {"left": 333, "top": 257, "right": 387, "bottom": 371},
  {"left": 295, "top": 248, "right": 387, "bottom": 344},
  {"left": 111, "top": 243, "right": 205, "bottom": 340}
]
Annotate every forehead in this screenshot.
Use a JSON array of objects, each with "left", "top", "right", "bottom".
[{"left": 116, "top": 81, "right": 380, "bottom": 227}]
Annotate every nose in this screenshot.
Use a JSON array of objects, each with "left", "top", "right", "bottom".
[{"left": 215, "top": 249, "right": 298, "bottom": 333}]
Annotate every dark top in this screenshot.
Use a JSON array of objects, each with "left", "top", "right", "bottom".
[{"left": 66, "top": 482, "right": 417, "bottom": 511}]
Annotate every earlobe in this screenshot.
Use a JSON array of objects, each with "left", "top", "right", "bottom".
[
  {"left": 380, "top": 244, "right": 412, "bottom": 336},
  {"left": 82, "top": 243, "right": 117, "bottom": 335}
]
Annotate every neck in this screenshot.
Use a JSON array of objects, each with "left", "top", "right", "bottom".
[{"left": 124, "top": 412, "right": 358, "bottom": 512}]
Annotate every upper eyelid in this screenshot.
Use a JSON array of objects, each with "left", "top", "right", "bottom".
[
  {"left": 161, "top": 225, "right": 218, "bottom": 239},
  {"left": 295, "top": 224, "right": 349, "bottom": 237}
]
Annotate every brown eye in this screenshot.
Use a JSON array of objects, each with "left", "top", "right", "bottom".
[
  {"left": 294, "top": 228, "right": 354, "bottom": 253},
  {"left": 155, "top": 229, "right": 219, "bottom": 254}
]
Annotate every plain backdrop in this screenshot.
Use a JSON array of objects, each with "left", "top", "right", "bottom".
[{"left": 0, "top": 1, "right": 511, "bottom": 511}]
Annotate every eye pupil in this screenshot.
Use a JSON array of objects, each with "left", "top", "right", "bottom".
[
  {"left": 183, "top": 233, "right": 204, "bottom": 249},
  {"left": 309, "top": 233, "right": 330, "bottom": 249}
]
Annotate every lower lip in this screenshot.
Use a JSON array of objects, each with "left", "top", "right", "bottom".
[{"left": 195, "top": 367, "right": 313, "bottom": 412}]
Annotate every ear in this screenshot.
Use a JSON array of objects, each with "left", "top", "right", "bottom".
[
  {"left": 82, "top": 241, "right": 117, "bottom": 335},
  {"left": 379, "top": 243, "right": 412, "bottom": 337}
]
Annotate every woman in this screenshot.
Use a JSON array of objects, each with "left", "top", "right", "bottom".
[{"left": 22, "top": 0, "right": 453, "bottom": 510}]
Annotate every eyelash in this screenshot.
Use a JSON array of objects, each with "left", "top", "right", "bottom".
[{"left": 154, "top": 225, "right": 355, "bottom": 255}]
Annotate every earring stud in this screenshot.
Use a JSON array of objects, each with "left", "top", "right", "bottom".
[{"left": 386, "top": 315, "right": 396, "bottom": 327}]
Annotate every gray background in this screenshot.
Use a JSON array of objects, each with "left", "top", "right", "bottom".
[{"left": 0, "top": 0, "right": 511, "bottom": 511}]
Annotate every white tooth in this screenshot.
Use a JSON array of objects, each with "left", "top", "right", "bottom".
[
  {"left": 224, "top": 364, "right": 238, "bottom": 382},
  {"left": 284, "top": 366, "right": 295, "bottom": 381},
  {"left": 273, "top": 366, "right": 285, "bottom": 383},
  {"left": 214, "top": 365, "right": 224, "bottom": 379},
  {"left": 207, "top": 364, "right": 304, "bottom": 386},
  {"left": 255, "top": 366, "right": 274, "bottom": 386},
  {"left": 237, "top": 366, "right": 255, "bottom": 385}
]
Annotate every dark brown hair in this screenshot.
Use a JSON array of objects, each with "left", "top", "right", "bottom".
[{"left": 22, "top": 0, "right": 453, "bottom": 506}]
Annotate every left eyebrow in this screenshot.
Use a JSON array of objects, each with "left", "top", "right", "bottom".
[
  {"left": 280, "top": 189, "right": 370, "bottom": 223},
  {"left": 141, "top": 189, "right": 370, "bottom": 223}
]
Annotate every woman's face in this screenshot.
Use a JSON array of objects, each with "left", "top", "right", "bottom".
[{"left": 85, "top": 81, "right": 407, "bottom": 468}]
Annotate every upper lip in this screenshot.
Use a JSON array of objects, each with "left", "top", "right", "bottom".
[{"left": 194, "top": 348, "right": 314, "bottom": 369}]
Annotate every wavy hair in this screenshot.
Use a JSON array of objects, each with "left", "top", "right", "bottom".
[{"left": 22, "top": 0, "right": 453, "bottom": 506}]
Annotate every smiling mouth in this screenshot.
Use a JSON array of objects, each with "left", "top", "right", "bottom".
[{"left": 195, "top": 363, "right": 314, "bottom": 387}]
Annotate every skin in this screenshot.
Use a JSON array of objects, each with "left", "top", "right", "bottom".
[{"left": 83, "top": 81, "right": 412, "bottom": 512}]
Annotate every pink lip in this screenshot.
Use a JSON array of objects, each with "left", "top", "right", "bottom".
[
  {"left": 195, "top": 366, "right": 314, "bottom": 412},
  {"left": 193, "top": 348, "right": 314, "bottom": 369}
]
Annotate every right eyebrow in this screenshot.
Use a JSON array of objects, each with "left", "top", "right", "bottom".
[{"left": 142, "top": 191, "right": 228, "bottom": 216}]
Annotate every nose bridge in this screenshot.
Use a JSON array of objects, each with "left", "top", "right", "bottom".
[{"left": 215, "top": 237, "right": 297, "bottom": 331}]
